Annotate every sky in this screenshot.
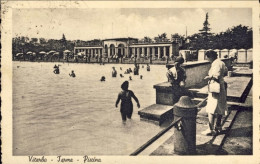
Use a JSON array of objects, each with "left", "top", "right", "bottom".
[{"left": 12, "top": 8, "right": 252, "bottom": 41}]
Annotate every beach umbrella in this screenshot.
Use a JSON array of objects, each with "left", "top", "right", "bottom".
[
  {"left": 48, "top": 50, "right": 56, "bottom": 54},
  {"left": 77, "top": 52, "right": 83, "bottom": 56},
  {"left": 16, "top": 53, "right": 23, "bottom": 56},
  {"left": 39, "top": 51, "right": 46, "bottom": 54},
  {"left": 53, "top": 52, "right": 60, "bottom": 55},
  {"left": 26, "top": 51, "right": 33, "bottom": 54}
]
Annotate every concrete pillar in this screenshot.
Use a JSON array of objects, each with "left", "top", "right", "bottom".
[
  {"left": 237, "top": 49, "right": 247, "bottom": 63},
  {"left": 169, "top": 46, "right": 173, "bottom": 58},
  {"left": 152, "top": 47, "right": 155, "bottom": 59},
  {"left": 142, "top": 47, "right": 145, "bottom": 57},
  {"left": 198, "top": 49, "right": 206, "bottom": 61},
  {"left": 108, "top": 48, "right": 110, "bottom": 58},
  {"left": 102, "top": 47, "right": 105, "bottom": 54},
  {"left": 147, "top": 47, "right": 150, "bottom": 58},
  {"left": 164, "top": 46, "right": 167, "bottom": 57},
  {"left": 247, "top": 48, "right": 253, "bottom": 62},
  {"left": 125, "top": 47, "right": 128, "bottom": 57},
  {"left": 157, "top": 47, "right": 160, "bottom": 59},
  {"left": 132, "top": 47, "right": 135, "bottom": 57},
  {"left": 137, "top": 47, "right": 140, "bottom": 58},
  {"left": 115, "top": 47, "right": 118, "bottom": 57},
  {"left": 173, "top": 96, "right": 197, "bottom": 155}
]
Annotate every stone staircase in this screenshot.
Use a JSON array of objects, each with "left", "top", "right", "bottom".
[{"left": 135, "top": 67, "right": 252, "bottom": 155}]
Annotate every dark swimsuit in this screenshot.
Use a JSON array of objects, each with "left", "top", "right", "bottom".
[{"left": 119, "top": 90, "right": 134, "bottom": 121}]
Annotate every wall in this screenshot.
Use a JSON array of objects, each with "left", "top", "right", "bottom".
[
  {"left": 247, "top": 49, "right": 253, "bottom": 62},
  {"left": 198, "top": 50, "right": 205, "bottom": 61},
  {"left": 237, "top": 49, "right": 247, "bottom": 63},
  {"left": 182, "top": 58, "right": 231, "bottom": 88}
]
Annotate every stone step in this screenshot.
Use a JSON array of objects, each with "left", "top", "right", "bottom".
[{"left": 138, "top": 104, "right": 173, "bottom": 126}]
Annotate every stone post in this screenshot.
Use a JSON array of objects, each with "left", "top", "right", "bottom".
[
  {"left": 152, "top": 47, "right": 155, "bottom": 59},
  {"left": 157, "top": 47, "right": 160, "bottom": 59},
  {"left": 164, "top": 46, "right": 167, "bottom": 57}
]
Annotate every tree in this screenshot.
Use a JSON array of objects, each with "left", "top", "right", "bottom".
[
  {"left": 199, "top": 12, "right": 211, "bottom": 37},
  {"left": 171, "top": 33, "right": 185, "bottom": 46},
  {"left": 198, "top": 13, "right": 213, "bottom": 49},
  {"left": 144, "top": 36, "right": 152, "bottom": 43},
  {"left": 31, "top": 38, "right": 38, "bottom": 44},
  {"left": 60, "top": 33, "right": 67, "bottom": 50},
  {"left": 39, "top": 38, "right": 47, "bottom": 44},
  {"left": 154, "top": 33, "right": 169, "bottom": 43}
]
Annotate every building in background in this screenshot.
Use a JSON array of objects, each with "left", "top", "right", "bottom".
[{"left": 74, "top": 37, "right": 179, "bottom": 59}]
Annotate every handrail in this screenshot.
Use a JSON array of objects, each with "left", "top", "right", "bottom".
[{"left": 130, "top": 117, "right": 182, "bottom": 156}]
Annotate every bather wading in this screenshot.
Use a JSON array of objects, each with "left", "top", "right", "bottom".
[{"left": 115, "top": 81, "right": 140, "bottom": 122}]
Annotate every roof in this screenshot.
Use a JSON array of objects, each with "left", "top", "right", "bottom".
[{"left": 102, "top": 37, "right": 138, "bottom": 41}]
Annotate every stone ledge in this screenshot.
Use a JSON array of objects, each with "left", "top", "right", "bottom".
[
  {"left": 138, "top": 104, "right": 173, "bottom": 126},
  {"left": 189, "top": 76, "right": 252, "bottom": 103}
]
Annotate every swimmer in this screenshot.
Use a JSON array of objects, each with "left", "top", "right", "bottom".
[
  {"left": 147, "top": 64, "right": 150, "bottom": 71},
  {"left": 69, "top": 70, "right": 76, "bottom": 78},
  {"left": 100, "top": 76, "right": 106, "bottom": 82},
  {"left": 129, "top": 76, "right": 132, "bottom": 80},
  {"left": 115, "top": 81, "right": 140, "bottom": 122},
  {"left": 53, "top": 65, "right": 60, "bottom": 74},
  {"left": 112, "top": 67, "right": 117, "bottom": 77},
  {"left": 140, "top": 75, "right": 143, "bottom": 79},
  {"left": 134, "top": 64, "right": 139, "bottom": 75},
  {"left": 120, "top": 74, "right": 124, "bottom": 78},
  {"left": 53, "top": 64, "right": 57, "bottom": 69}
]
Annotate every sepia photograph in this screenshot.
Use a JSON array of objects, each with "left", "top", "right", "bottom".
[{"left": 1, "top": 0, "right": 259, "bottom": 164}]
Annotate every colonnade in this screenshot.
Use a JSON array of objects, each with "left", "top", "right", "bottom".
[
  {"left": 74, "top": 44, "right": 176, "bottom": 59},
  {"left": 105, "top": 46, "right": 128, "bottom": 58},
  {"left": 129, "top": 45, "right": 173, "bottom": 59},
  {"left": 75, "top": 47, "right": 103, "bottom": 58}
]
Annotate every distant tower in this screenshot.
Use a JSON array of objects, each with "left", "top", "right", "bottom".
[
  {"left": 186, "top": 26, "right": 187, "bottom": 38},
  {"left": 112, "top": 22, "right": 114, "bottom": 38}
]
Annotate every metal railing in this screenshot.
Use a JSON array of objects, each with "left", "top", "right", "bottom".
[{"left": 130, "top": 117, "right": 182, "bottom": 156}]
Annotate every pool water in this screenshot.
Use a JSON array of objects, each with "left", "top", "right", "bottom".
[{"left": 13, "top": 61, "right": 168, "bottom": 155}]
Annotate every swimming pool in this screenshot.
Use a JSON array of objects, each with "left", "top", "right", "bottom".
[{"left": 13, "top": 61, "right": 168, "bottom": 155}]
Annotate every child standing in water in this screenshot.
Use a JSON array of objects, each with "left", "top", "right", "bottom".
[{"left": 115, "top": 81, "right": 140, "bottom": 122}]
